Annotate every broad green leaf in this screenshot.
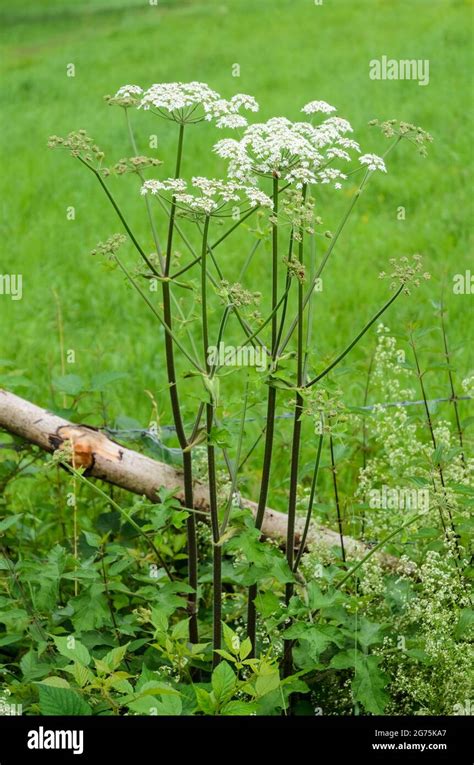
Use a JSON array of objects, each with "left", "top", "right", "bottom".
[
  {"left": 194, "top": 686, "right": 216, "bottom": 716},
  {"left": 53, "top": 635, "right": 91, "bottom": 666},
  {"left": 102, "top": 642, "right": 129, "bottom": 671},
  {"left": 211, "top": 661, "right": 236, "bottom": 704},
  {"left": 37, "top": 676, "right": 70, "bottom": 689},
  {"left": 38, "top": 685, "right": 92, "bottom": 716},
  {"left": 221, "top": 700, "right": 257, "bottom": 715},
  {"left": 352, "top": 655, "right": 390, "bottom": 715},
  {"left": 255, "top": 669, "right": 280, "bottom": 697}
]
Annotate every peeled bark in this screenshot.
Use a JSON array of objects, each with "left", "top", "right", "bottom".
[{"left": 0, "top": 389, "right": 413, "bottom": 573}]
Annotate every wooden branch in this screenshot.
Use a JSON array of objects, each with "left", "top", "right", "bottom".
[{"left": 0, "top": 389, "right": 413, "bottom": 573}]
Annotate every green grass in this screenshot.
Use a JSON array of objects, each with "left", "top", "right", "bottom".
[{"left": 0, "top": 0, "right": 472, "bottom": 458}]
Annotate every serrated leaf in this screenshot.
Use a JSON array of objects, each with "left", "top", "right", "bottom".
[
  {"left": 255, "top": 669, "right": 280, "bottom": 697},
  {"left": 53, "top": 636, "right": 91, "bottom": 666},
  {"left": 352, "top": 655, "right": 390, "bottom": 715},
  {"left": 37, "top": 676, "right": 70, "bottom": 689},
  {"left": 194, "top": 686, "right": 216, "bottom": 716},
  {"left": 102, "top": 642, "right": 129, "bottom": 671},
  {"left": 211, "top": 661, "right": 236, "bottom": 705},
  {"left": 38, "top": 685, "right": 92, "bottom": 716}
]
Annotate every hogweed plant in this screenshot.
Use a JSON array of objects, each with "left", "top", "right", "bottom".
[{"left": 27, "top": 80, "right": 470, "bottom": 714}]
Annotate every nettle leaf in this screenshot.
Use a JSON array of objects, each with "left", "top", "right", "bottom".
[
  {"left": 38, "top": 685, "right": 92, "bottom": 716},
  {"left": 90, "top": 371, "right": 128, "bottom": 392},
  {"left": 307, "top": 583, "right": 344, "bottom": 611},
  {"left": 351, "top": 655, "right": 390, "bottom": 715},
  {"left": 52, "top": 374, "right": 85, "bottom": 396},
  {"left": 37, "top": 676, "right": 70, "bottom": 689},
  {"left": 211, "top": 661, "right": 237, "bottom": 705},
  {"left": 53, "top": 636, "right": 91, "bottom": 666},
  {"left": 20, "top": 650, "right": 52, "bottom": 682}
]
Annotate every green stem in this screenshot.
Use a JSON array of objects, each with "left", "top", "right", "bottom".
[
  {"left": 247, "top": 176, "right": 280, "bottom": 655},
  {"left": 200, "top": 216, "right": 222, "bottom": 663},
  {"left": 284, "top": 188, "right": 306, "bottom": 677},
  {"left": 293, "top": 431, "right": 324, "bottom": 571},
  {"left": 306, "top": 285, "right": 404, "bottom": 388}
]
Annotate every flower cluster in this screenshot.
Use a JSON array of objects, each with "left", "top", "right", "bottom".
[
  {"left": 369, "top": 119, "right": 433, "bottom": 157},
  {"left": 279, "top": 190, "right": 317, "bottom": 239},
  {"left": 214, "top": 104, "right": 360, "bottom": 188},
  {"left": 136, "top": 81, "right": 259, "bottom": 127},
  {"left": 359, "top": 153, "right": 387, "bottom": 173},
  {"left": 217, "top": 280, "right": 261, "bottom": 307},
  {"left": 105, "top": 84, "right": 143, "bottom": 108},
  {"left": 104, "top": 155, "right": 162, "bottom": 177},
  {"left": 379, "top": 254, "right": 430, "bottom": 294},
  {"left": 90, "top": 233, "right": 126, "bottom": 259},
  {"left": 48, "top": 130, "right": 104, "bottom": 166},
  {"left": 141, "top": 176, "right": 273, "bottom": 216}
]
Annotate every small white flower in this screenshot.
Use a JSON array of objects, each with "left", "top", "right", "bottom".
[
  {"left": 142, "top": 176, "right": 272, "bottom": 215},
  {"left": 140, "top": 178, "right": 187, "bottom": 195},
  {"left": 359, "top": 153, "right": 387, "bottom": 172},
  {"left": 114, "top": 84, "right": 143, "bottom": 98},
  {"left": 302, "top": 100, "right": 337, "bottom": 115},
  {"left": 216, "top": 114, "right": 248, "bottom": 129}
]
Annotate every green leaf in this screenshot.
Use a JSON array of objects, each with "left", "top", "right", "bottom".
[
  {"left": 211, "top": 661, "right": 237, "bottom": 704},
  {"left": 90, "top": 371, "right": 128, "bottom": 392},
  {"left": 455, "top": 608, "right": 474, "bottom": 640},
  {"left": 38, "top": 685, "right": 92, "bottom": 716},
  {"left": 255, "top": 669, "right": 280, "bottom": 698},
  {"left": 356, "top": 618, "right": 384, "bottom": 647},
  {"left": 102, "top": 642, "right": 129, "bottom": 671},
  {"left": 194, "top": 686, "right": 216, "bottom": 716},
  {"left": 52, "top": 374, "right": 85, "bottom": 396},
  {"left": 0, "top": 514, "right": 23, "bottom": 532},
  {"left": 239, "top": 637, "right": 252, "bottom": 661},
  {"left": 53, "top": 635, "right": 91, "bottom": 666},
  {"left": 221, "top": 700, "right": 258, "bottom": 715},
  {"left": 352, "top": 655, "right": 390, "bottom": 715},
  {"left": 37, "top": 677, "right": 70, "bottom": 689}
]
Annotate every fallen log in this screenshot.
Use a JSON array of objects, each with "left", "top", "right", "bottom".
[{"left": 0, "top": 389, "right": 412, "bottom": 573}]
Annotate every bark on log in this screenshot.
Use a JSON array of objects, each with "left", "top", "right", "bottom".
[{"left": 0, "top": 389, "right": 412, "bottom": 573}]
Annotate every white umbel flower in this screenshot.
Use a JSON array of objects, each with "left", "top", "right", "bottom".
[
  {"left": 359, "top": 153, "right": 387, "bottom": 172},
  {"left": 302, "top": 100, "right": 337, "bottom": 115},
  {"left": 141, "top": 176, "right": 273, "bottom": 216},
  {"left": 214, "top": 111, "right": 358, "bottom": 188},
  {"left": 138, "top": 82, "right": 259, "bottom": 128},
  {"left": 114, "top": 84, "right": 143, "bottom": 98}
]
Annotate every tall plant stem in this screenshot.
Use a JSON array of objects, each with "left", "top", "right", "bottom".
[
  {"left": 160, "top": 123, "right": 199, "bottom": 642},
  {"left": 247, "top": 176, "right": 280, "bottom": 655},
  {"left": 329, "top": 429, "right": 346, "bottom": 563},
  {"left": 361, "top": 348, "right": 376, "bottom": 536},
  {"left": 440, "top": 305, "right": 465, "bottom": 465},
  {"left": 200, "top": 216, "right": 222, "bottom": 663},
  {"left": 293, "top": 430, "right": 324, "bottom": 571},
  {"left": 284, "top": 187, "right": 307, "bottom": 677}
]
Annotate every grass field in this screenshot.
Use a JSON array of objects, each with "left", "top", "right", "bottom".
[{"left": 1, "top": 0, "right": 472, "bottom": 455}]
